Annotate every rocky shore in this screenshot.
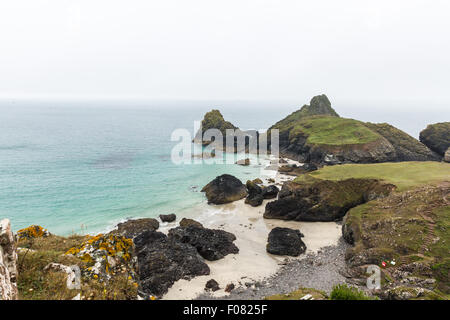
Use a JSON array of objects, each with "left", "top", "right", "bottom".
[{"left": 1, "top": 95, "right": 449, "bottom": 301}]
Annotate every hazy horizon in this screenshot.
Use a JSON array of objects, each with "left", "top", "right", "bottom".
[{"left": 1, "top": 0, "right": 450, "bottom": 108}]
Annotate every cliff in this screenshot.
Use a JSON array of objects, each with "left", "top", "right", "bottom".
[
  {"left": 0, "top": 219, "right": 18, "bottom": 300},
  {"left": 269, "top": 95, "right": 439, "bottom": 165}
]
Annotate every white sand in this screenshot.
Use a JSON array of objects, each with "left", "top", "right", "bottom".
[{"left": 161, "top": 158, "right": 342, "bottom": 300}]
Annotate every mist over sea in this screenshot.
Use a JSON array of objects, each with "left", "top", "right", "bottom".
[{"left": 0, "top": 99, "right": 448, "bottom": 235}]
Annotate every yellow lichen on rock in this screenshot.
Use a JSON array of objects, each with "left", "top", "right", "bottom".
[
  {"left": 64, "top": 233, "right": 135, "bottom": 280},
  {"left": 16, "top": 225, "right": 50, "bottom": 240}
]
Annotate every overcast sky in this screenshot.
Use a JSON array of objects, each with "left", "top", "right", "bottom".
[{"left": 0, "top": 0, "right": 449, "bottom": 104}]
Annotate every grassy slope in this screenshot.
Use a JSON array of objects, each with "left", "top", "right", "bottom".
[
  {"left": 273, "top": 115, "right": 382, "bottom": 146},
  {"left": 17, "top": 235, "right": 138, "bottom": 300},
  {"left": 300, "top": 162, "right": 449, "bottom": 299},
  {"left": 306, "top": 161, "right": 450, "bottom": 191}
]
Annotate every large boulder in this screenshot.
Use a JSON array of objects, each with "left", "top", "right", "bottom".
[
  {"left": 159, "top": 214, "right": 176, "bottom": 223},
  {"left": 168, "top": 225, "right": 239, "bottom": 261},
  {"left": 245, "top": 180, "right": 264, "bottom": 207},
  {"left": 420, "top": 122, "right": 450, "bottom": 156},
  {"left": 262, "top": 185, "right": 280, "bottom": 199},
  {"left": 264, "top": 176, "right": 395, "bottom": 222},
  {"left": 0, "top": 219, "right": 18, "bottom": 300},
  {"left": 111, "top": 218, "right": 159, "bottom": 239},
  {"left": 266, "top": 227, "right": 306, "bottom": 257},
  {"left": 201, "top": 174, "right": 247, "bottom": 204},
  {"left": 134, "top": 230, "right": 210, "bottom": 298}
]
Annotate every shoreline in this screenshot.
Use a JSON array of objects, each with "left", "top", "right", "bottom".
[{"left": 159, "top": 159, "right": 344, "bottom": 300}]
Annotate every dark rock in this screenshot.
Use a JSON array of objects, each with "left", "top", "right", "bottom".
[
  {"left": 261, "top": 185, "right": 279, "bottom": 199},
  {"left": 168, "top": 225, "right": 239, "bottom": 261},
  {"left": 134, "top": 230, "right": 210, "bottom": 298},
  {"left": 159, "top": 214, "right": 176, "bottom": 223},
  {"left": 179, "top": 218, "right": 203, "bottom": 228},
  {"left": 264, "top": 177, "right": 395, "bottom": 222},
  {"left": 266, "top": 227, "right": 306, "bottom": 256},
  {"left": 245, "top": 180, "right": 264, "bottom": 206},
  {"left": 112, "top": 218, "right": 159, "bottom": 239},
  {"left": 245, "top": 193, "right": 264, "bottom": 207},
  {"left": 419, "top": 122, "right": 450, "bottom": 156},
  {"left": 225, "top": 283, "right": 235, "bottom": 293},
  {"left": 205, "top": 279, "right": 220, "bottom": 292},
  {"left": 201, "top": 174, "right": 247, "bottom": 204}
]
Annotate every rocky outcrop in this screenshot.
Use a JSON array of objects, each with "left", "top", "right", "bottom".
[
  {"left": 134, "top": 230, "right": 210, "bottom": 298},
  {"left": 0, "top": 219, "right": 18, "bottom": 300},
  {"left": 419, "top": 122, "right": 450, "bottom": 156},
  {"left": 365, "top": 122, "right": 440, "bottom": 161},
  {"left": 65, "top": 233, "right": 135, "bottom": 280},
  {"left": 342, "top": 183, "right": 450, "bottom": 299},
  {"left": 266, "top": 227, "right": 306, "bottom": 257},
  {"left": 168, "top": 225, "right": 239, "bottom": 261},
  {"left": 111, "top": 218, "right": 159, "bottom": 239},
  {"left": 202, "top": 174, "right": 247, "bottom": 204},
  {"left": 445, "top": 148, "right": 450, "bottom": 163},
  {"left": 264, "top": 177, "right": 395, "bottom": 221},
  {"left": 193, "top": 110, "right": 259, "bottom": 153},
  {"left": 160, "top": 214, "right": 176, "bottom": 223},
  {"left": 268, "top": 95, "right": 439, "bottom": 165},
  {"left": 245, "top": 180, "right": 279, "bottom": 207}
]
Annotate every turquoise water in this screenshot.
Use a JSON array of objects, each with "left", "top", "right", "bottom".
[
  {"left": 0, "top": 100, "right": 447, "bottom": 235},
  {"left": 0, "top": 101, "right": 287, "bottom": 235}
]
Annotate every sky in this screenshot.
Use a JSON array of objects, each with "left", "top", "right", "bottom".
[{"left": 0, "top": 0, "right": 449, "bottom": 105}]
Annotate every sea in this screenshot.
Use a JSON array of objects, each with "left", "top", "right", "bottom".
[{"left": 0, "top": 98, "right": 447, "bottom": 235}]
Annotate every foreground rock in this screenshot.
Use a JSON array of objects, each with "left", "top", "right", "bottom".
[
  {"left": 168, "top": 225, "right": 239, "bottom": 261},
  {"left": 159, "top": 214, "right": 176, "bottom": 223},
  {"left": 134, "top": 230, "right": 210, "bottom": 298},
  {"left": 268, "top": 95, "right": 439, "bottom": 164},
  {"left": 0, "top": 219, "right": 18, "bottom": 300},
  {"left": 419, "top": 122, "right": 450, "bottom": 156},
  {"left": 264, "top": 176, "right": 395, "bottom": 221},
  {"left": 111, "top": 218, "right": 159, "bottom": 239},
  {"left": 205, "top": 279, "right": 220, "bottom": 292},
  {"left": 202, "top": 174, "right": 247, "bottom": 204},
  {"left": 65, "top": 233, "right": 135, "bottom": 280},
  {"left": 266, "top": 227, "right": 306, "bottom": 257}
]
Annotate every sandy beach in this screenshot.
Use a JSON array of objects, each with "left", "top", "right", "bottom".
[{"left": 160, "top": 160, "right": 343, "bottom": 300}]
